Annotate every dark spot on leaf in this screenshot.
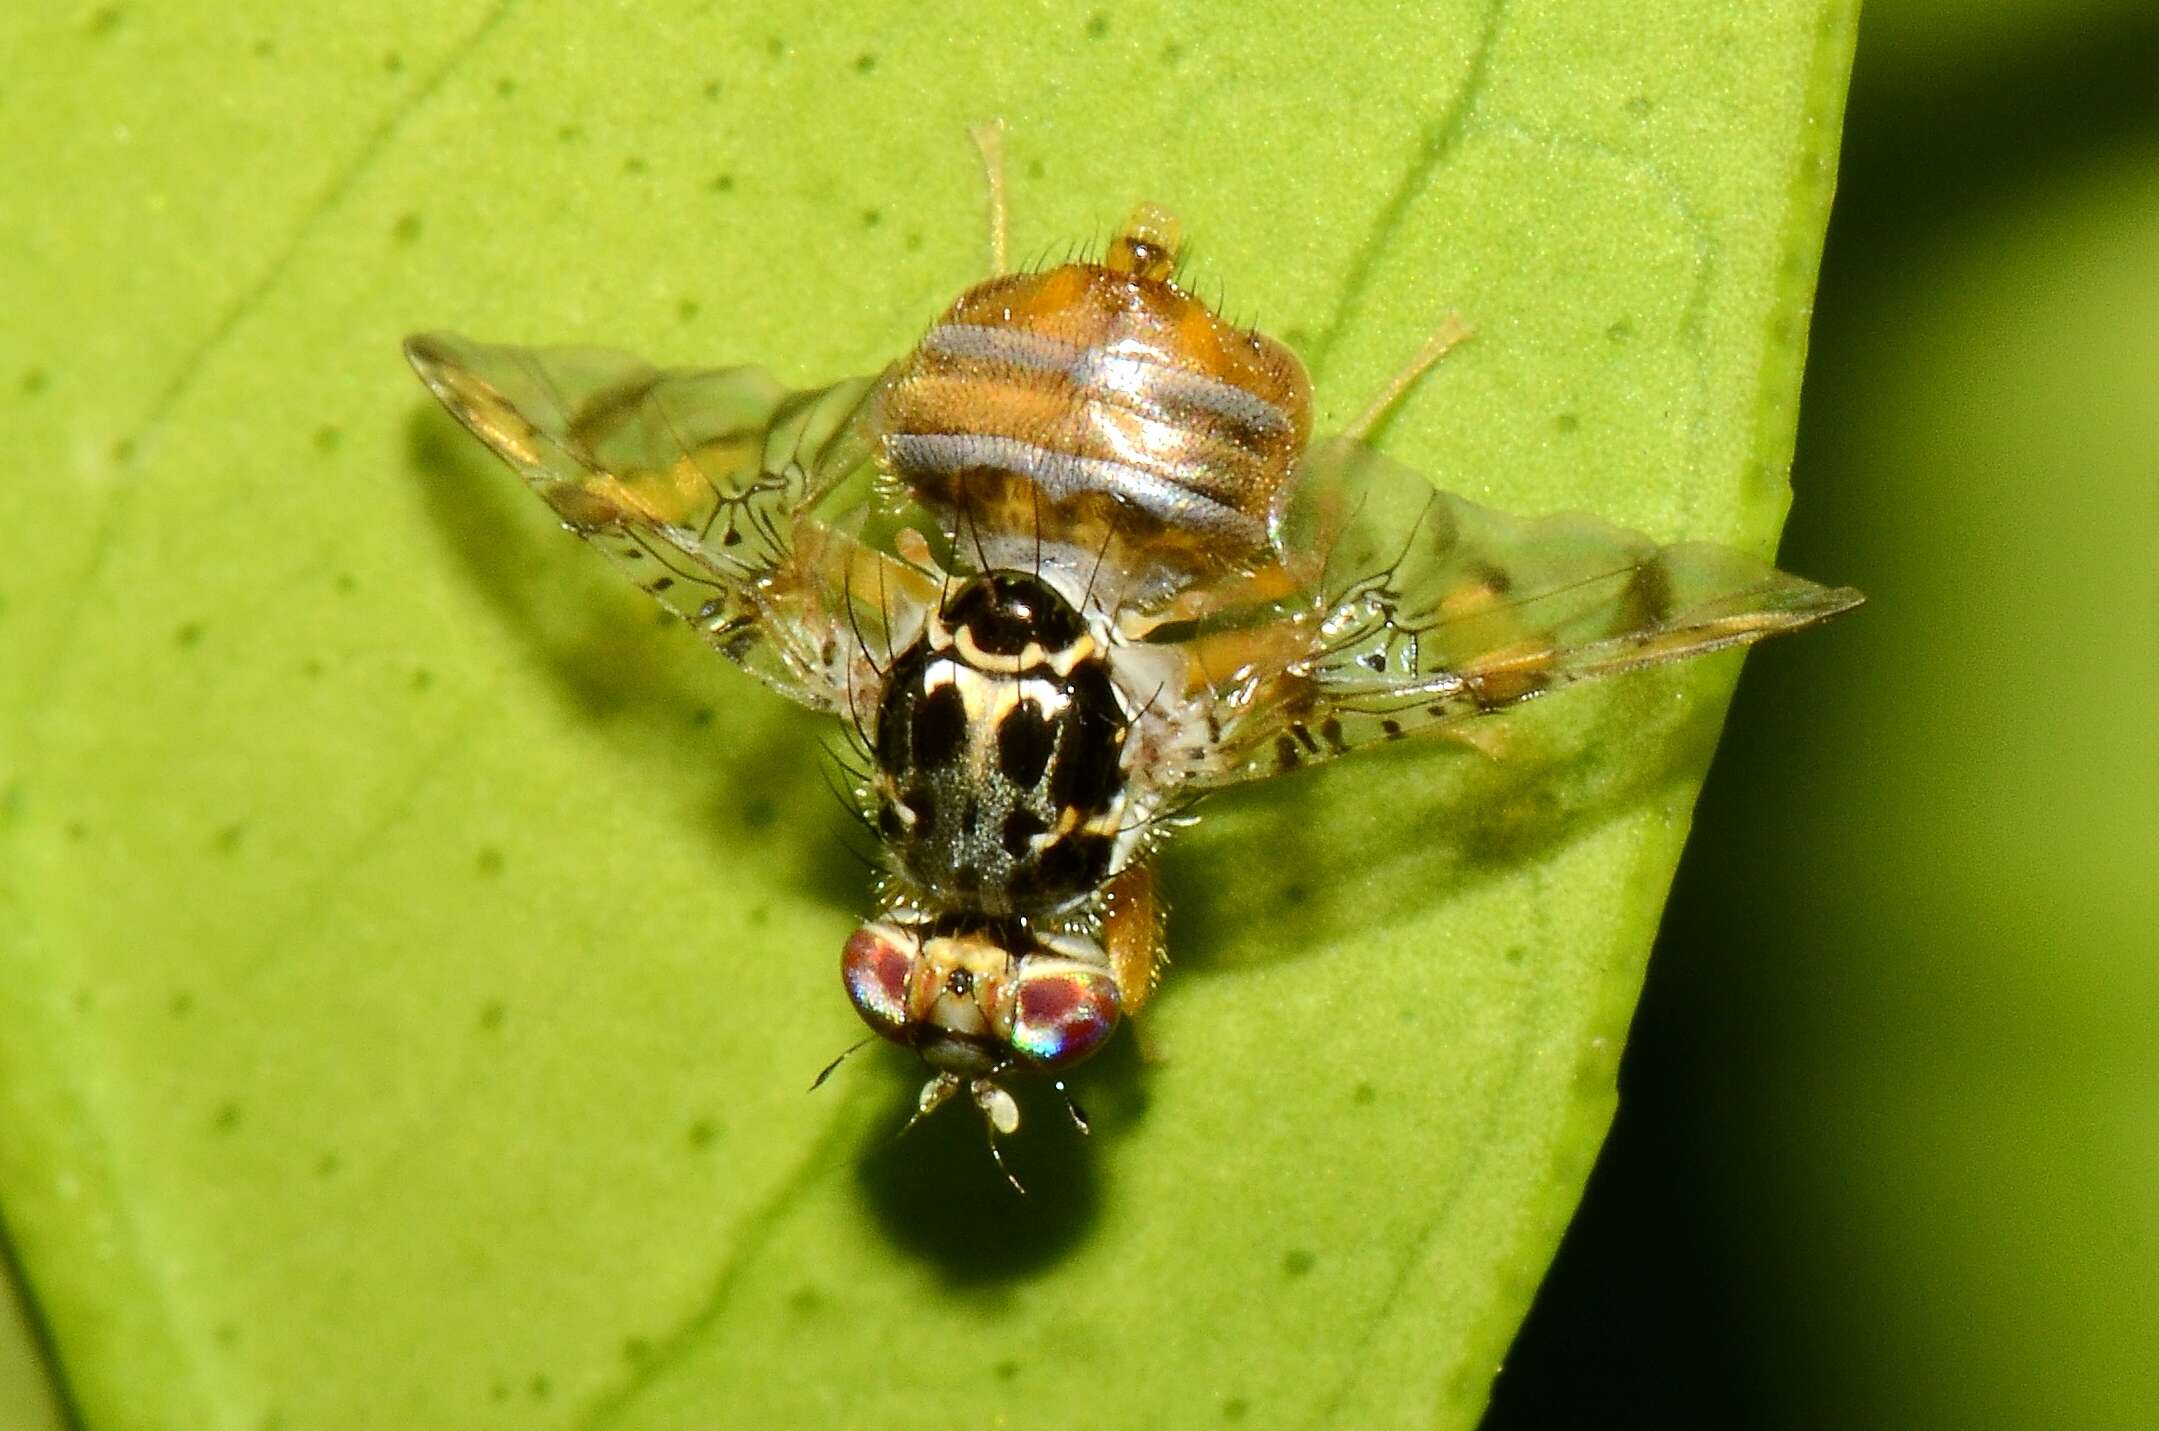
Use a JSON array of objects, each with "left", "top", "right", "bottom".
[
  {"left": 334, "top": 572, "right": 357, "bottom": 595},
  {"left": 709, "top": 173, "right": 735, "bottom": 194},
  {"left": 495, "top": 77, "right": 515, "bottom": 98},
  {"left": 313, "top": 425, "right": 342, "bottom": 454},
  {"left": 853, "top": 51, "right": 876, "bottom": 73},
  {"left": 1222, "top": 1398, "right": 1250, "bottom": 1422},
  {"left": 212, "top": 823, "right": 244, "bottom": 853},
  {"left": 1554, "top": 411, "right": 1580, "bottom": 433},
  {"left": 476, "top": 846, "right": 504, "bottom": 876},
  {"left": 994, "top": 1359, "right": 1019, "bottom": 1381},
  {"left": 478, "top": 1001, "right": 506, "bottom": 1031},
  {"left": 677, "top": 297, "right": 699, "bottom": 322},
  {"left": 623, "top": 1337, "right": 649, "bottom": 1362},
  {"left": 1085, "top": 13, "right": 1109, "bottom": 38},
  {"left": 410, "top": 667, "right": 433, "bottom": 692},
  {"left": 1606, "top": 318, "right": 1635, "bottom": 343},
  {"left": 213, "top": 1101, "right": 241, "bottom": 1132},
  {"left": 110, "top": 437, "right": 136, "bottom": 464},
  {"left": 1283, "top": 1249, "right": 1316, "bottom": 1277},
  {"left": 1504, "top": 944, "right": 1526, "bottom": 965},
  {"left": 1625, "top": 95, "right": 1653, "bottom": 116},
  {"left": 1161, "top": 41, "right": 1184, "bottom": 64},
  {"left": 622, "top": 155, "right": 648, "bottom": 175},
  {"left": 175, "top": 621, "right": 204, "bottom": 647},
  {"left": 170, "top": 991, "right": 193, "bottom": 1017},
  {"left": 252, "top": 39, "right": 273, "bottom": 58},
  {"left": 743, "top": 796, "right": 776, "bottom": 829},
  {"left": 703, "top": 79, "right": 722, "bottom": 100},
  {"left": 529, "top": 1376, "right": 550, "bottom": 1400},
  {"left": 862, "top": 208, "right": 881, "bottom": 229},
  {"left": 21, "top": 369, "right": 48, "bottom": 396},
  {"left": 392, "top": 212, "right": 423, "bottom": 244},
  {"left": 382, "top": 52, "right": 403, "bottom": 75},
  {"left": 87, "top": 7, "right": 124, "bottom": 39},
  {"left": 687, "top": 1117, "right": 719, "bottom": 1149},
  {"left": 786, "top": 1285, "right": 824, "bottom": 1315},
  {"left": 557, "top": 124, "right": 581, "bottom": 143},
  {"left": 214, "top": 1321, "right": 238, "bottom": 1347}
]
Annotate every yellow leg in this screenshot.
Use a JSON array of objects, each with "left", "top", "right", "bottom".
[
  {"left": 1342, "top": 312, "right": 1474, "bottom": 445},
  {"left": 969, "top": 118, "right": 1009, "bottom": 275},
  {"left": 1438, "top": 723, "right": 1508, "bottom": 763},
  {"left": 1100, "top": 861, "right": 1167, "bottom": 1017}
]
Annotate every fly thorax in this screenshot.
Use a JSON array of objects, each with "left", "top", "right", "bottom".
[{"left": 872, "top": 571, "right": 1131, "bottom": 913}]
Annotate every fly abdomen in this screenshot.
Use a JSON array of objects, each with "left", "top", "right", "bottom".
[{"left": 875, "top": 216, "right": 1312, "bottom": 592}]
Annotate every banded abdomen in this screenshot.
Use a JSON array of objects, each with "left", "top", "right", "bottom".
[{"left": 877, "top": 208, "right": 1313, "bottom": 597}]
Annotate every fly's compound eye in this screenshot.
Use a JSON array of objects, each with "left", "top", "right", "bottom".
[
  {"left": 842, "top": 922, "right": 923, "bottom": 1043},
  {"left": 1003, "top": 963, "right": 1121, "bottom": 1071}
]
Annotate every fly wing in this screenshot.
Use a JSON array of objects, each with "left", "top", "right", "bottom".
[
  {"left": 406, "top": 333, "right": 932, "bottom": 714},
  {"left": 1189, "top": 436, "right": 1863, "bottom": 785}
]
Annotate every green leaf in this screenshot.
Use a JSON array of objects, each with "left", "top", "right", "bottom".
[{"left": 0, "top": 2, "right": 1854, "bottom": 1426}]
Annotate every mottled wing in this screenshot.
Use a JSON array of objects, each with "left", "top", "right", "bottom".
[
  {"left": 1193, "top": 437, "right": 1863, "bottom": 785},
  {"left": 406, "top": 332, "right": 930, "bottom": 713}
]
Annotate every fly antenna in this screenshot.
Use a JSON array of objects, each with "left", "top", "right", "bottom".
[
  {"left": 971, "top": 1078, "right": 1026, "bottom": 1194},
  {"left": 900, "top": 1072, "right": 962, "bottom": 1138},
  {"left": 985, "top": 1128, "right": 1027, "bottom": 1196},
  {"left": 1053, "top": 1079, "right": 1091, "bottom": 1136},
  {"left": 809, "top": 1035, "right": 874, "bottom": 1091}
]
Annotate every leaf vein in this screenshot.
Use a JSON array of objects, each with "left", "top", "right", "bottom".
[
  {"left": 18, "top": 0, "right": 523, "bottom": 739},
  {"left": 1307, "top": 0, "right": 1510, "bottom": 381}
]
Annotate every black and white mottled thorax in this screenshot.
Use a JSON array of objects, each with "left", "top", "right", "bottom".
[{"left": 870, "top": 569, "right": 1166, "bottom": 917}]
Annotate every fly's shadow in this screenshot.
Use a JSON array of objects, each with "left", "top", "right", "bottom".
[
  {"left": 1161, "top": 668, "right": 1736, "bottom": 978},
  {"left": 405, "top": 401, "right": 866, "bottom": 913},
  {"left": 849, "top": 1026, "right": 1149, "bottom": 1278}
]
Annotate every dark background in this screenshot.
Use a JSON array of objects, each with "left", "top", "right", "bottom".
[{"left": 1487, "top": 4, "right": 2158, "bottom": 1428}]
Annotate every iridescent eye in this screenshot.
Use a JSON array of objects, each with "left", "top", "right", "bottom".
[
  {"left": 841, "top": 922, "right": 921, "bottom": 1043},
  {"left": 1005, "top": 965, "right": 1121, "bottom": 1070}
]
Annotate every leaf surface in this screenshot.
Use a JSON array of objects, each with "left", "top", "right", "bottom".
[{"left": 0, "top": 2, "right": 1854, "bottom": 1426}]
